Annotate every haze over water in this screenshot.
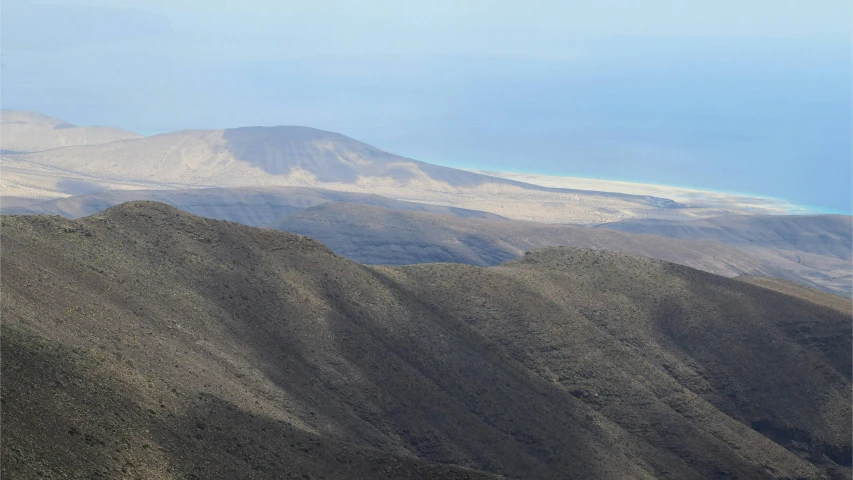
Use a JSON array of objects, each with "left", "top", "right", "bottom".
[{"left": 2, "top": 0, "right": 851, "bottom": 212}]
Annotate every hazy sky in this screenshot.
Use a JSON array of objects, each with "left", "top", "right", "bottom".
[{"left": 2, "top": 0, "right": 851, "bottom": 212}]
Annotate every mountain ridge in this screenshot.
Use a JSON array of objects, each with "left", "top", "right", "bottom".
[
  {"left": 272, "top": 201, "right": 769, "bottom": 271},
  {"left": 2, "top": 201, "right": 849, "bottom": 479},
  {"left": 1, "top": 186, "right": 507, "bottom": 226}
]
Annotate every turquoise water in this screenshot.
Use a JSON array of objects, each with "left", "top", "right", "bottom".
[{"left": 4, "top": 38, "right": 850, "bottom": 213}]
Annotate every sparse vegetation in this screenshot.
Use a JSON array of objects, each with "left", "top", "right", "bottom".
[{"left": 2, "top": 202, "right": 850, "bottom": 479}]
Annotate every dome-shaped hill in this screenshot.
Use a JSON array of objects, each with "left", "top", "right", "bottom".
[
  {"left": 89, "top": 200, "right": 336, "bottom": 256},
  {"left": 507, "top": 245, "right": 671, "bottom": 270},
  {"left": 14, "top": 124, "right": 522, "bottom": 189},
  {"left": 4, "top": 111, "right": 684, "bottom": 225}
]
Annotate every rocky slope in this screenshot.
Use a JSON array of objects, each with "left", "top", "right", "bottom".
[
  {"left": 271, "top": 202, "right": 773, "bottom": 277},
  {"left": 2, "top": 202, "right": 850, "bottom": 479},
  {"left": 1, "top": 186, "right": 504, "bottom": 227}
]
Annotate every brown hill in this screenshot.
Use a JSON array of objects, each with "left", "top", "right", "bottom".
[{"left": 2, "top": 202, "right": 850, "bottom": 479}]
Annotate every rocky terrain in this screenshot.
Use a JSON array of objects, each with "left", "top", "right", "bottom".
[
  {"left": 1, "top": 186, "right": 505, "bottom": 227},
  {"left": 2, "top": 201, "right": 850, "bottom": 479},
  {"left": 271, "top": 202, "right": 850, "bottom": 295},
  {"left": 600, "top": 215, "right": 853, "bottom": 296},
  {"left": 5, "top": 191, "right": 849, "bottom": 295},
  {"left": 271, "top": 202, "right": 774, "bottom": 276}
]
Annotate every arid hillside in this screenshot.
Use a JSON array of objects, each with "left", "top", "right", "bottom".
[
  {"left": 601, "top": 215, "right": 852, "bottom": 259},
  {"left": 600, "top": 215, "right": 853, "bottom": 296},
  {"left": 2, "top": 202, "right": 850, "bottom": 479},
  {"left": 272, "top": 202, "right": 849, "bottom": 294},
  {"left": 1, "top": 186, "right": 505, "bottom": 227},
  {"left": 2, "top": 111, "right": 731, "bottom": 224},
  {"left": 272, "top": 202, "right": 773, "bottom": 276},
  {"left": 0, "top": 110, "right": 142, "bottom": 153}
]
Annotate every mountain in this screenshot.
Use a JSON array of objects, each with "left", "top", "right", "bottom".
[
  {"left": 3, "top": 202, "right": 850, "bottom": 479},
  {"left": 7, "top": 194, "right": 835, "bottom": 294},
  {"left": 1, "top": 186, "right": 505, "bottom": 227},
  {"left": 599, "top": 215, "right": 853, "bottom": 295},
  {"left": 12, "top": 125, "right": 512, "bottom": 186},
  {"left": 0, "top": 110, "right": 142, "bottom": 153},
  {"left": 3, "top": 112, "right": 734, "bottom": 224},
  {"left": 736, "top": 276, "right": 853, "bottom": 312},
  {"left": 271, "top": 201, "right": 776, "bottom": 277}
]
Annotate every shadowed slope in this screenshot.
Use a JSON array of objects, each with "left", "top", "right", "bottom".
[
  {"left": 2, "top": 202, "right": 850, "bottom": 479},
  {"left": 1, "top": 327, "right": 501, "bottom": 480},
  {"left": 222, "top": 126, "right": 512, "bottom": 186},
  {"left": 272, "top": 201, "right": 818, "bottom": 285},
  {"left": 1, "top": 186, "right": 505, "bottom": 226}
]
